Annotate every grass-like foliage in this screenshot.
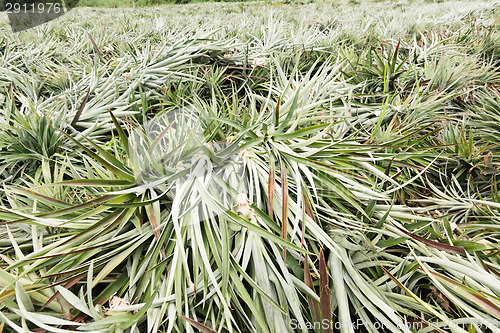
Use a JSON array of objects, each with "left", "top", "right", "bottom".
[{"left": 0, "top": 0, "right": 500, "bottom": 332}]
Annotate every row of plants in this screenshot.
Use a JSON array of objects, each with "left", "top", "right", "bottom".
[{"left": 0, "top": 0, "right": 499, "bottom": 332}]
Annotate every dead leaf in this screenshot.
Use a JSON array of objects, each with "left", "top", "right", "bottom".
[
  {"left": 109, "top": 294, "right": 130, "bottom": 310},
  {"left": 428, "top": 285, "right": 452, "bottom": 312}
]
